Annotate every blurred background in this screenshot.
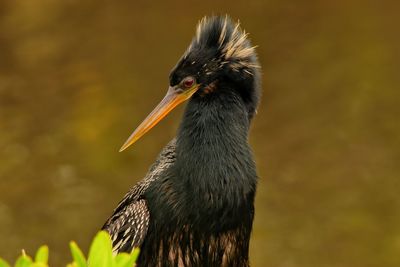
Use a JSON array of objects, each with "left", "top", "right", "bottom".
[{"left": 0, "top": 0, "right": 399, "bottom": 266}]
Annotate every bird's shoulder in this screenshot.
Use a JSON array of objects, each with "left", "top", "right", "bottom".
[
  {"left": 102, "top": 139, "right": 177, "bottom": 250},
  {"left": 104, "top": 198, "right": 149, "bottom": 252},
  {"left": 118, "top": 138, "right": 176, "bottom": 206}
]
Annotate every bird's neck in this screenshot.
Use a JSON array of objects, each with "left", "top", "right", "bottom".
[{"left": 174, "top": 90, "right": 257, "bottom": 205}]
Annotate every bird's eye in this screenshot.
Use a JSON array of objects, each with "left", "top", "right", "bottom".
[{"left": 182, "top": 77, "right": 195, "bottom": 88}]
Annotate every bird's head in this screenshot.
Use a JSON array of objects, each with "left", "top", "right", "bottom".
[{"left": 120, "top": 16, "right": 261, "bottom": 151}]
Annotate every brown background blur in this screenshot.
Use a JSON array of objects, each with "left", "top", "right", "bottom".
[{"left": 0, "top": 0, "right": 399, "bottom": 266}]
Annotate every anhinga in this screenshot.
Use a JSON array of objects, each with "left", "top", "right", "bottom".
[{"left": 102, "top": 16, "right": 261, "bottom": 266}]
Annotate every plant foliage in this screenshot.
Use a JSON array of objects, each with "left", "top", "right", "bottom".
[{"left": 0, "top": 231, "right": 139, "bottom": 267}]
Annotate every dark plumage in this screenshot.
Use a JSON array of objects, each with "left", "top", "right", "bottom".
[{"left": 102, "top": 16, "right": 261, "bottom": 266}]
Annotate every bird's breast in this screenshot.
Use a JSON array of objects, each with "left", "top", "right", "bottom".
[{"left": 147, "top": 168, "right": 255, "bottom": 233}]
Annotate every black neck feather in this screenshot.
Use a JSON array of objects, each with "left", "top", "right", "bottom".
[{"left": 173, "top": 88, "right": 257, "bottom": 223}]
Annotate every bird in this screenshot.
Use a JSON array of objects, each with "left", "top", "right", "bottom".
[{"left": 102, "top": 15, "right": 261, "bottom": 267}]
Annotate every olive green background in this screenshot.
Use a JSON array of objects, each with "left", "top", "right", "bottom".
[{"left": 0, "top": 1, "right": 399, "bottom": 266}]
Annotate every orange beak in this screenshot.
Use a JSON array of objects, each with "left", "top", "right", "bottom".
[{"left": 119, "top": 85, "right": 200, "bottom": 152}]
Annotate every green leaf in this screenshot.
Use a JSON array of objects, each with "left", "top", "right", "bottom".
[
  {"left": 69, "top": 242, "right": 87, "bottom": 267},
  {"left": 129, "top": 248, "right": 140, "bottom": 265},
  {"left": 115, "top": 248, "right": 140, "bottom": 267},
  {"left": 87, "top": 231, "right": 113, "bottom": 267},
  {"left": 114, "top": 253, "right": 130, "bottom": 267},
  {"left": 34, "top": 246, "right": 48, "bottom": 264},
  {"left": 14, "top": 251, "right": 33, "bottom": 267},
  {"left": 0, "top": 257, "right": 10, "bottom": 267}
]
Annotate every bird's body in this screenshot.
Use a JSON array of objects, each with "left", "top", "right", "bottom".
[{"left": 102, "top": 16, "right": 261, "bottom": 266}]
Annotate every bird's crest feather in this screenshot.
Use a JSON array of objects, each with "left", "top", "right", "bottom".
[{"left": 188, "top": 16, "right": 260, "bottom": 70}]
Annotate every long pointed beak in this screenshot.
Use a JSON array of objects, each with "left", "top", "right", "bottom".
[{"left": 119, "top": 85, "right": 200, "bottom": 152}]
